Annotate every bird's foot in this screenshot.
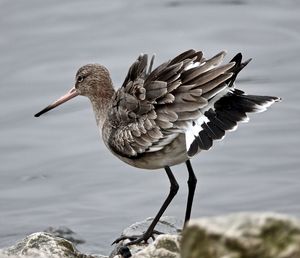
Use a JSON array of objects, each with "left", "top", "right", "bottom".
[
  {"left": 118, "top": 246, "right": 132, "bottom": 258},
  {"left": 112, "top": 230, "right": 163, "bottom": 246}
]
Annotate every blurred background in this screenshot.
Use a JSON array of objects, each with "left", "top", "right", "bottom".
[{"left": 0, "top": 0, "right": 299, "bottom": 255}]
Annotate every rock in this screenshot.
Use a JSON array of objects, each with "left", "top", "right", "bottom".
[
  {"left": 2, "top": 213, "right": 300, "bottom": 258},
  {"left": 110, "top": 216, "right": 181, "bottom": 258},
  {"left": 0, "top": 232, "right": 107, "bottom": 258},
  {"left": 111, "top": 234, "right": 181, "bottom": 258},
  {"left": 181, "top": 212, "right": 300, "bottom": 258},
  {"left": 44, "top": 226, "right": 85, "bottom": 245},
  {"left": 130, "top": 234, "right": 181, "bottom": 258}
]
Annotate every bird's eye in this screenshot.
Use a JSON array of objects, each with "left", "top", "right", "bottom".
[{"left": 77, "top": 76, "right": 84, "bottom": 83}]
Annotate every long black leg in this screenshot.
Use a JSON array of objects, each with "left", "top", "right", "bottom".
[
  {"left": 113, "top": 166, "right": 179, "bottom": 245},
  {"left": 184, "top": 159, "right": 197, "bottom": 224},
  {"left": 141, "top": 166, "right": 179, "bottom": 239}
]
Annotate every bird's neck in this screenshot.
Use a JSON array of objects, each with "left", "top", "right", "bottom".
[{"left": 89, "top": 87, "right": 115, "bottom": 128}]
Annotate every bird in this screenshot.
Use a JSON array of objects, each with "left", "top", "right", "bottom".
[{"left": 35, "top": 49, "right": 280, "bottom": 246}]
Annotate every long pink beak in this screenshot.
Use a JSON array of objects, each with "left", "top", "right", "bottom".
[{"left": 34, "top": 87, "right": 79, "bottom": 117}]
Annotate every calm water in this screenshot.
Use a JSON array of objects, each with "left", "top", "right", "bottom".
[{"left": 0, "top": 0, "right": 299, "bottom": 255}]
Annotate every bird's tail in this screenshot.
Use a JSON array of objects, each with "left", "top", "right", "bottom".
[
  {"left": 205, "top": 89, "right": 281, "bottom": 134},
  {"left": 187, "top": 89, "right": 281, "bottom": 156}
]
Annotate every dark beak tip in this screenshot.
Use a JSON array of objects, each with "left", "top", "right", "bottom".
[{"left": 34, "top": 106, "right": 51, "bottom": 118}]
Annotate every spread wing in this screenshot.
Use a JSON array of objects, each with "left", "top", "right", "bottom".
[{"left": 106, "top": 49, "right": 236, "bottom": 158}]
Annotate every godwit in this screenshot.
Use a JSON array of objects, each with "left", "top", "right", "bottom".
[{"left": 35, "top": 50, "right": 280, "bottom": 245}]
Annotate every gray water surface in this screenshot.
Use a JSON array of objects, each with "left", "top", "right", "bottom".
[{"left": 1, "top": 0, "right": 299, "bottom": 255}]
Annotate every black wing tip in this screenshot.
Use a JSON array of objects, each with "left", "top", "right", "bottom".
[
  {"left": 234, "top": 52, "right": 242, "bottom": 60},
  {"left": 187, "top": 140, "right": 199, "bottom": 157},
  {"left": 274, "top": 96, "right": 282, "bottom": 102},
  {"left": 266, "top": 96, "right": 281, "bottom": 103},
  {"left": 230, "top": 53, "right": 252, "bottom": 66},
  {"left": 243, "top": 58, "right": 252, "bottom": 66},
  {"left": 226, "top": 53, "right": 252, "bottom": 87},
  {"left": 230, "top": 52, "right": 242, "bottom": 63}
]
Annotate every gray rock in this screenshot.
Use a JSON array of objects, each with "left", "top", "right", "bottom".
[
  {"left": 110, "top": 216, "right": 181, "bottom": 258},
  {"left": 0, "top": 232, "right": 106, "bottom": 258},
  {"left": 181, "top": 212, "right": 300, "bottom": 258},
  {"left": 130, "top": 234, "right": 181, "bottom": 258}
]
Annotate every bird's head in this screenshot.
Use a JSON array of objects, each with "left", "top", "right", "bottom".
[{"left": 34, "top": 64, "right": 113, "bottom": 117}]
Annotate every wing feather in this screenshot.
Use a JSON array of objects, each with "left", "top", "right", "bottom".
[{"left": 105, "top": 50, "right": 242, "bottom": 158}]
